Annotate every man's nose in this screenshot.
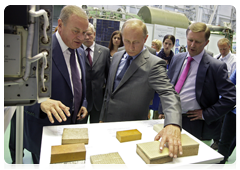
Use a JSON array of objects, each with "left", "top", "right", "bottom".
[
  {"left": 77, "top": 33, "right": 85, "bottom": 41},
  {"left": 129, "top": 43, "right": 134, "bottom": 50},
  {"left": 190, "top": 41, "right": 196, "bottom": 47}
]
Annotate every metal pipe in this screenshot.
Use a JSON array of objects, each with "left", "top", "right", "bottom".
[
  {"left": 15, "top": 106, "right": 24, "bottom": 164},
  {"left": 137, "top": 6, "right": 191, "bottom": 29}
]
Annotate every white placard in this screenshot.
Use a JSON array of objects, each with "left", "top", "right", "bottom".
[
  {"left": 175, "top": 27, "right": 188, "bottom": 54},
  {"left": 153, "top": 24, "right": 174, "bottom": 42}
]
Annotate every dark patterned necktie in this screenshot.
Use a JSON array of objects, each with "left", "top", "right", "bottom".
[
  {"left": 113, "top": 55, "right": 133, "bottom": 91},
  {"left": 86, "top": 47, "right": 93, "bottom": 67},
  {"left": 68, "top": 48, "right": 82, "bottom": 123}
]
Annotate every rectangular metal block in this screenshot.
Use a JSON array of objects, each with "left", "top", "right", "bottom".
[
  {"left": 62, "top": 128, "right": 88, "bottom": 145},
  {"left": 116, "top": 129, "right": 142, "bottom": 143},
  {"left": 50, "top": 143, "right": 86, "bottom": 164},
  {"left": 137, "top": 141, "right": 173, "bottom": 164},
  {"left": 136, "top": 133, "right": 199, "bottom": 164},
  {"left": 178, "top": 134, "right": 199, "bottom": 157},
  {"left": 90, "top": 152, "right": 125, "bottom": 164},
  {"left": 4, "top": 34, "right": 21, "bottom": 77}
]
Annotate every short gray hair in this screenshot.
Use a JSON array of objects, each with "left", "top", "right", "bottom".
[
  {"left": 59, "top": 5, "right": 88, "bottom": 25},
  {"left": 88, "top": 23, "right": 95, "bottom": 33}
]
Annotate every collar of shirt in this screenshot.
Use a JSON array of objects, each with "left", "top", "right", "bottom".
[
  {"left": 56, "top": 31, "right": 69, "bottom": 53},
  {"left": 55, "top": 31, "right": 82, "bottom": 95},
  {"left": 187, "top": 49, "right": 204, "bottom": 64},
  {"left": 116, "top": 47, "right": 146, "bottom": 77},
  {"left": 125, "top": 46, "right": 146, "bottom": 60},
  {"left": 82, "top": 42, "right": 95, "bottom": 52},
  {"left": 220, "top": 51, "right": 231, "bottom": 61}
]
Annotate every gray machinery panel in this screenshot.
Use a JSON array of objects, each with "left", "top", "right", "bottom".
[
  {"left": 4, "top": 5, "right": 53, "bottom": 106},
  {"left": 4, "top": 34, "right": 22, "bottom": 77},
  {"left": 37, "top": 5, "right": 53, "bottom": 102}
]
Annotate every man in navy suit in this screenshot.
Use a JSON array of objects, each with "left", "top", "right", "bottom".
[
  {"left": 158, "top": 22, "right": 236, "bottom": 141},
  {"left": 23, "top": 5, "right": 89, "bottom": 163}
]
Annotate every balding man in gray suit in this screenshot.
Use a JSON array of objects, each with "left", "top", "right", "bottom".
[{"left": 100, "top": 18, "right": 183, "bottom": 158}]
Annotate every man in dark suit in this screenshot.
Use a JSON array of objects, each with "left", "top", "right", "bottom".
[
  {"left": 100, "top": 18, "right": 183, "bottom": 158},
  {"left": 158, "top": 22, "right": 236, "bottom": 141},
  {"left": 23, "top": 5, "right": 89, "bottom": 163},
  {"left": 81, "top": 23, "right": 110, "bottom": 123}
]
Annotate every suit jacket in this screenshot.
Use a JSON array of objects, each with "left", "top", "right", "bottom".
[
  {"left": 85, "top": 43, "right": 110, "bottom": 112},
  {"left": 100, "top": 48, "right": 182, "bottom": 129},
  {"left": 118, "top": 45, "right": 156, "bottom": 55},
  {"left": 159, "top": 51, "right": 236, "bottom": 139},
  {"left": 205, "top": 49, "right": 213, "bottom": 57},
  {"left": 23, "top": 33, "right": 88, "bottom": 155},
  {"left": 145, "top": 45, "right": 157, "bottom": 55}
]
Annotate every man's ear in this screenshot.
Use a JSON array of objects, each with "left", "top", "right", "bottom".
[
  {"left": 144, "top": 35, "right": 148, "bottom": 44},
  {"left": 205, "top": 40, "right": 209, "bottom": 47},
  {"left": 58, "top": 19, "right": 63, "bottom": 30}
]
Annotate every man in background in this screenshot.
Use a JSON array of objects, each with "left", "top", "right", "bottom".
[
  {"left": 81, "top": 23, "right": 110, "bottom": 123},
  {"left": 210, "top": 38, "right": 236, "bottom": 149},
  {"left": 214, "top": 38, "right": 236, "bottom": 77},
  {"left": 218, "top": 69, "right": 236, "bottom": 164}
]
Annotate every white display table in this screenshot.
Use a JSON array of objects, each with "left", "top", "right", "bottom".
[{"left": 40, "top": 119, "right": 224, "bottom": 168}]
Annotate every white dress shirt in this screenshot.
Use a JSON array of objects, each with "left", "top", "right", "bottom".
[
  {"left": 178, "top": 50, "right": 204, "bottom": 113},
  {"left": 56, "top": 31, "right": 82, "bottom": 95},
  {"left": 115, "top": 47, "right": 145, "bottom": 77},
  {"left": 82, "top": 42, "right": 95, "bottom": 62},
  {"left": 214, "top": 51, "right": 236, "bottom": 77}
]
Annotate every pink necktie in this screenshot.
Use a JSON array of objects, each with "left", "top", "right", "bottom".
[{"left": 175, "top": 57, "right": 194, "bottom": 93}]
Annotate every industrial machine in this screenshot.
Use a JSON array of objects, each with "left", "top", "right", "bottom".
[
  {"left": 137, "top": 6, "right": 233, "bottom": 55},
  {"left": 4, "top": 5, "right": 53, "bottom": 106},
  {"left": 4, "top": 5, "right": 53, "bottom": 164}
]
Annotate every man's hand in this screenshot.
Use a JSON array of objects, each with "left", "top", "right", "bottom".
[
  {"left": 154, "top": 124, "right": 182, "bottom": 158},
  {"left": 186, "top": 109, "right": 203, "bottom": 121},
  {"left": 77, "top": 106, "right": 88, "bottom": 120},
  {"left": 40, "top": 98, "right": 71, "bottom": 123},
  {"left": 158, "top": 114, "right": 165, "bottom": 119}
]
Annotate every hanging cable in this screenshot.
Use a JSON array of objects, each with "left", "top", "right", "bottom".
[{"left": 4, "top": 5, "right": 49, "bottom": 87}]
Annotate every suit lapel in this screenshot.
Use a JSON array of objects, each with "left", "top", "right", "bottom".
[
  {"left": 113, "top": 49, "right": 148, "bottom": 92},
  {"left": 76, "top": 50, "right": 84, "bottom": 81},
  {"left": 170, "top": 53, "right": 187, "bottom": 85},
  {"left": 195, "top": 51, "right": 210, "bottom": 103},
  {"left": 110, "top": 51, "right": 125, "bottom": 93},
  {"left": 52, "top": 34, "right": 72, "bottom": 90},
  {"left": 92, "top": 44, "right": 101, "bottom": 67}
]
